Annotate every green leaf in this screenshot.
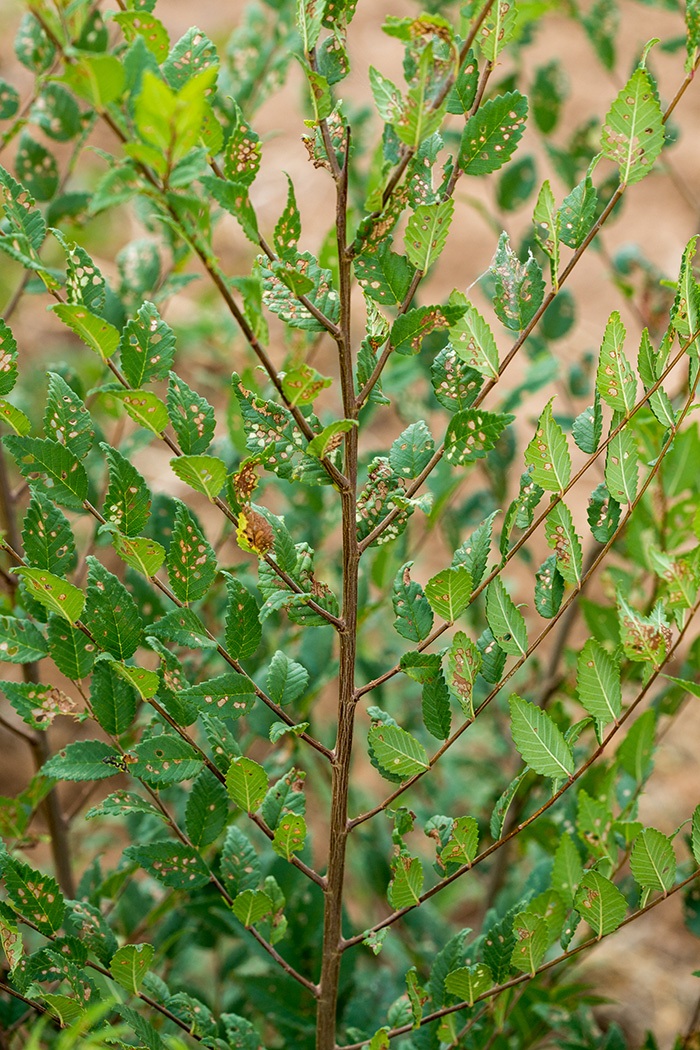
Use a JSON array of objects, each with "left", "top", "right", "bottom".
[
  {"left": 425, "top": 565, "right": 472, "bottom": 621},
  {"left": 368, "top": 1029, "right": 390, "bottom": 1050},
  {"left": 166, "top": 372, "right": 216, "bottom": 455},
  {"left": 167, "top": 502, "right": 217, "bottom": 603},
  {"left": 369, "top": 65, "right": 403, "bottom": 123},
  {"left": 544, "top": 501, "right": 583, "bottom": 586},
  {"left": 392, "top": 562, "right": 434, "bottom": 642},
  {"left": 102, "top": 445, "right": 152, "bottom": 537},
  {"left": 444, "top": 963, "right": 492, "bottom": 1006},
  {"left": 692, "top": 805, "right": 700, "bottom": 865},
  {"left": 115, "top": 390, "right": 169, "bottom": 435},
  {"left": 15, "top": 133, "right": 58, "bottom": 201},
  {"left": 446, "top": 50, "right": 478, "bottom": 114},
  {"left": 170, "top": 454, "right": 226, "bottom": 501},
  {"left": 618, "top": 708, "right": 656, "bottom": 782},
  {"left": 180, "top": 673, "right": 255, "bottom": 720},
  {"left": 266, "top": 650, "right": 309, "bottom": 705},
  {"left": 272, "top": 813, "right": 307, "bottom": 860},
  {"left": 524, "top": 398, "right": 571, "bottom": 492},
  {"left": 230, "top": 889, "right": 272, "bottom": 927},
  {"left": 223, "top": 103, "right": 261, "bottom": 186},
  {"left": 4, "top": 435, "right": 87, "bottom": 510},
  {"left": 448, "top": 299, "right": 500, "bottom": 379},
  {"left": 485, "top": 577, "right": 528, "bottom": 656},
  {"left": 648, "top": 548, "right": 698, "bottom": 608},
  {"left": 510, "top": 912, "right": 549, "bottom": 975},
  {"left": 630, "top": 828, "right": 676, "bottom": 892},
  {"left": 52, "top": 231, "right": 105, "bottom": 313},
  {"left": 22, "top": 492, "right": 76, "bottom": 576},
  {"left": 534, "top": 554, "right": 564, "bottom": 619},
  {"left": 618, "top": 593, "right": 671, "bottom": 666},
  {"left": 110, "top": 531, "right": 165, "bottom": 578},
  {"left": 368, "top": 724, "right": 429, "bottom": 779},
  {"left": 282, "top": 363, "right": 332, "bottom": 406},
  {"left": 162, "top": 26, "right": 219, "bottom": 90},
  {"left": 58, "top": 55, "right": 125, "bottom": 108},
  {"left": 0, "top": 320, "right": 18, "bottom": 396},
  {"left": 459, "top": 91, "right": 527, "bottom": 176},
  {"left": 391, "top": 304, "right": 464, "bottom": 357},
  {"left": 84, "top": 557, "right": 142, "bottom": 660},
  {"left": 573, "top": 389, "right": 603, "bottom": 455},
  {"left": 147, "top": 608, "right": 217, "bottom": 650},
  {"left": 439, "top": 815, "right": 479, "bottom": 868},
  {"left": 551, "top": 833, "right": 583, "bottom": 906},
  {"left": 226, "top": 757, "right": 268, "bottom": 812},
  {"left": 52, "top": 304, "right": 119, "bottom": 362},
  {"left": 509, "top": 694, "right": 574, "bottom": 778},
  {"left": 533, "top": 179, "right": 560, "bottom": 281},
  {"left": 110, "top": 943, "right": 154, "bottom": 995},
  {"left": 305, "top": 419, "right": 356, "bottom": 460},
  {"left": 0, "top": 164, "right": 51, "bottom": 282},
  {"left": 114, "top": 10, "right": 170, "bottom": 61},
  {"left": 42, "top": 373, "right": 93, "bottom": 461},
  {"left": 596, "top": 311, "right": 637, "bottom": 413},
  {"left": 118, "top": 1004, "right": 166, "bottom": 1050},
  {"left": 532, "top": 59, "right": 567, "bottom": 132},
  {"left": 259, "top": 250, "right": 339, "bottom": 331},
  {"left": 491, "top": 231, "right": 545, "bottom": 332},
  {"left": 221, "top": 826, "right": 260, "bottom": 897},
  {"left": 577, "top": 639, "right": 621, "bottom": 724},
  {"left": 574, "top": 870, "right": 627, "bottom": 937},
  {"left": 3, "top": 858, "right": 64, "bottom": 935},
  {"left": 478, "top": 0, "right": 518, "bottom": 59},
  {"left": 558, "top": 165, "right": 598, "bottom": 249},
  {"left": 601, "top": 66, "right": 664, "bottom": 185},
  {"left": 587, "top": 483, "right": 621, "bottom": 544},
  {"left": 420, "top": 666, "right": 451, "bottom": 740},
  {"left": 273, "top": 174, "right": 301, "bottom": 260},
  {"left": 185, "top": 770, "right": 229, "bottom": 848},
  {"left": 388, "top": 855, "right": 423, "bottom": 908},
  {"left": 298, "top": 0, "right": 327, "bottom": 53},
  {"left": 132, "top": 735, "right": 203, "bottom": 786},
  {"left": 119, "top": 302, "right": 176, "bottom": 388},
  {"left": 605, "top": 426, "right": 638, "bottom": 506},
  {"left": 13, "top": 568, "right": 84, "bottom": 625},
  {"left": 404, "top": 199, "right": 454, "bottom": 272},
  {"left": 41, "top": 739, "right": 122, "bottom": 781},
  {"left": 124, "top": 841, "right": 210, "bottom": 889},
  {"left": 452, "top": 513, "right": 496, "bottom": 588},
  {"left": 431, "top": 347, "right": 483, "bottom": 413},
  {"left": 203, "top": 174, "right": 259, "bottom": 243},
  {"left": 224, "top": 572, "right": 262, "bottom": 660},
  {"left": 90, "top": 661, "right": 137, "bottom": 736},
  {"left": 30, "top": 82, "right": 81, "bottom": 142},
  {"left": 0, "top": 80, "right": 19, "bottom": 120},
  {"left": 0, "top": 679, "right": 74, "bottom": 732},
  {"left": 354, "top": 245, "right": 413, "bottom": 306},
  {"left": 109, "top": 660, "right": 159, "bottom": 700},
  {"left": 0, "top": 615, "right": 47, "bottom": 663},
  {"left": 47, "top": 616, "right": 95, "bottom": 679},
  {"left": 444, "top": 408, "right": 513, "bottom": 466},
  {"left": 445, "top": 631, "right": 481, "bottom": 719}
]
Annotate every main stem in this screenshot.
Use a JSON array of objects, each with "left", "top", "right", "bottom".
[{"left": 316, "top": 135, "right": 358, "bottom": 1050}]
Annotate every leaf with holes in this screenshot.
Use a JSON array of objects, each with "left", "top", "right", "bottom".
[
  {"left": 509, "top": 694, "right": 574, "bottom": 778},
  {"left": 354, "top": 245, "right": 413, "bottom": 306},
  {"left": 446, "top": 50, "right": 478, "bottom": 113},
  {"left": 221, "top": 826, "right": 260, "bottom": 896},
  {"left": 84, "top": 557, "right": 142, "bottom": 660},
  {"left": 424, "top": 565, "right": 472, "bottom": 622},
  {"left": 3, "top": 858, "right": 64, "bottom": 935},
  {"left": 0, "top": 615, "right": 47, "bottom": 664},
  {"left": 202, "top": 174, "right": 259, "bottom": 243},
  {"left": 0, "top": 80, "right": 19, "bottom": 120},
  {"left": 305, "top": 419, "right": 356, "bottom": 459},
  {"left": 185, "top": 770, "right": 229, "bottom": 849},
  {"left": 166, "top": 502, "right": 216, "bottom": 603},
  {"left": 0, "top": 164, "right": 53, "bottom": 282},
  {"left": 601, "top": 66, "right": 664, "bottom": 185},
  {"left": 52, "top": 303, "right": 119, "bottom": 361},
  {"left": 170, "top": 454, "right": 227, "bottom": 502},
  {"left": 113, "top": 11, "right": 170, "bottom": 61},
  {"left": 52, "top": 230, "right": 105, "bottom": 312},
  {"left": 486, "top": 578, "right": 528, "bottom": 656},
  {"left": 272, "top": 814, "right": 307, "bottom": 861},
  {"left": 281, "top": 363, "right": 331, "bottom": 406},
  {"left": 445, "top": 963, "right": 493, "bottom": 1006},
  {"left": 90, "top": 661, "right": 137, "bottom": 736},
  {"left": 223, "top": 102, "right": 260, "bottom": 186},
  {"left": 180, "top": 673, "right": 255, "bottom": 720},
  {"left": 110, "top": 943, "right": 154, "bottom": 996},
  {"left": 445, "top": 632, "right": 481, "bottom": 719},
  {"left": 0, "top": 399, "right": 29, "bottom": 436},
  {"left": 431, "top": 347, "right": 483, "bottom": 413},
  {"left": 102, "top": 445, "right": 151, "bottom": 537},
  {"left": 41, "top": 739, "right": 122, "bottom": 781},
  {"left": 4, "top": 435, "right": 87, "bottom": 510},
  {"left": 15, "top": 133, "right": 58, "bottom": 201},
  {"left": 391, "top": 304, "right": 465, "bottom": 357},
  {"left": 533, "top": 180, "right": 560, "bottom": 282},
  {"left": 574, "top": 870, "right": 626, "bottom": 937},
  {"left": 404, "top": 199, "right": 454, "bottom": 272},
  {"left": 43, "top": 373, "right": 93, "bottom": 460},
  {"left": 577, "top": 639, "right": 621, "bottom": 723},
  {"left": 369, "top": 65, "right": 403, "bottom": 123},
  {"left": 132, "top": 735, "right": 203, "bottom": 786},
  {"left": 444, "top": 407, "right": 513, "bottom": 466},
  {"left": 259, "top": 250, "right": 339, "bottom": 331},
  {"left": 630, "top": 828, "right": 676, "bottom": 893},
  {"left": 459, "top": 91, "right": 527, "bottom": 176},
  {"left": 267, "top": 650, "right": 309, "bottom": 705},
  {"left": 109, "top": 530, "right": 165, "bottom": 578},
  {"left": 0, "top": 679, "right": 75, "bottom": 732},
  {"left": 22, "top": 491, "right": 76, "bottom": 576},
  {"left": 125, "top": 841, "right": 210, "bottom": 889},
  {"left": 388, "top": 855, "right": 423, "bottom": 908},
  {"left": 596, "top": 311, "right": 637, "bottom": 413},
  {"left": 13, "top": 568, "right": 84, "bottom": 625},
  {"left": 544, "top": 501, "right": 583, "bottom": 586},
  {"left": 618, "top": 593, "right": 671, "bottom": 666},
  {"left": 605, "top": 426, "right": 638, "bottom": 505},
  {"left": 224, "top": 572, "right": 262, "bottom": 660},
  {"left": 109, "top": 661, "right": 159, "bottom": 701},
  {"left": 392, "top": 562, "right": 434, "bottom": 642},
  {"left": 587, "top": 483, "right": 621, "bottom": 544},
  {"left": 449, "top": 298, "right": 500, "bottom": 378},
  {"left": 0, "top": 320, "right": 18, "bottom": 396},
  {"left": 649, "top": 548, "right": 698, "bottom": 608},
  {"left": 166, "top": 372, "right": 216, "bottom": 455},
  {"left": 368, "top": 724, "right": 429, "bottom": 780},
  {"left": 491, "top": 232, "right": 545, "bottom": 332},
  {"left": 115, "top": 390, "right": 168, "bottom": 435},
  {"left": 273, "top": 174, "right": 301, "bottom": 260},
  {"left": 162, "top": 25, "right": 218, "bottom": 89},
  {"left": 524, "top": 399, "right": 571, "bottom": 492},
  {"left": 226, "top": 757, "right": 268, "bottom": 812},
  {"left": 534, "top": 555, "right": 565, "bottom": 619},
  {"left": 119, "top": 302, "right": 176, "bottom": 388},
  {"left": 558, "top": 164, "right": 598, "bottom": 249},
  {"left": 233, "top": 374, "right": 305, "bottom": 478}
]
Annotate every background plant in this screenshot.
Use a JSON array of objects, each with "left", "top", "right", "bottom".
[{"left": 0, "top": 1, "right": 700, "bottom": 1049}]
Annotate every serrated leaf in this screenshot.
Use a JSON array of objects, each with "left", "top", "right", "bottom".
[
  {"left": 544, "top": 501, "right": 583, "bottom": 586},
  {"left": 485, "top": 577, "right": 528, "bottom": 656},
  {"left": 53, "top": 230, "right": 105, "bottom": 312},
  {"left": 109, "top": 531, "right": 165, "bottom": 577},
  {"left": 448, "top": 300, "right": 499, "bottom": 379},
  {"left": 47, "top": 616, "right": 95, "bottom": 679},
  {"left": 90, "top": 660, "right": 137, "bottom": 735},
  {"left": 15, "top": 133, "right": 58, "bottom": 201},
  {"left": 170, "top": 454, "right": 226, "bottom": 501},
  {"left": 354, "top": 245, "right": 413, "bottom": 306},
  {"left": 273, "top": 174, "right": 301, "bottom": 260},
  {"left": 5, "top": 435, "right": 87, "bottom": 510},
  {"left": 259, "top": 249, "right": 339, "bottom": 331},
  {"left": 509, "top": 694, "right": 574, "bottom": 778},
  {"left": 425, "top": 565, "right": 472, "bottom": 621},
  {"left": 691, "top": 805, "right": 700, "bottom": 865},
  {"left": 231, "top": 889, "right": 272, "bottom": 927},
  {"left": 85, "top": 791, "right": 162, "bottom": 823},
  {"left": 596, "top": 311, "right": 637, "bottom": 413},
  {"left": 167, "top": 502, "right": 216, "bottom": 603},
  {"left": 558, "top": 166, "right": 597, "bottom": 249},
  {"left": 605, "top": 426, "right": 638, "bottom": 505},
  {"left": 226, "top": 757, "right": 268, "bottom": 812},
  {"left": 52, "top": 303, "right": 119, "bottom": 361},
  {"left": 511, "top": 912, "right": 549, "bottom": 975},
  {"left": 22, "top": 492, "right": 76, "bottom": 576},
  {"left": 421, "top": 669, "right": 451, "bottom": 740},
  {"left": 533, "top": 180, "right": 560, "bottom": 282},
  {"left": 388, "top": 855, "right": 423, "bottom": 908},
  {"left": 587, "top": 482, "right": 621, "bottom": 543},
  {"left": 491, "top": 231, "right": 545, "bottom": 332},
  {"left": 430, "top": 347, "right": 483, "bottom": 413},
  {"left": 391, "top": 304, "right": 464, "bottom": 357},
  {"left": 0, "top": 679, "right": 75, "bottom": 732},
  {"left": 0, "top": 80, "right": 19, "bottom": 120},
  {"left": 180, "top": 673, "right": 255, "bottom": 720},
  {"left": 0, "top": 615, "right": 47, "bottom": 663},
  {"left": 368, "top": 724, "right": 429, "bottom": 779},
  {"left": 147, "top": 608, "right": 216, "bottom": 650},
  {"left": 392, "top": 561, "right": 434, "bottom": 642},
  {"left": 132, "top": 735, "right": 202, "bottom": 785},
  {"left": 648, "top": 548, "right": 698, "bottom": 608},
  {"left": 478, "top": 0, "right": 517, "bottom": 59},
  {"left": 574, "top": 869, "right": 627, "bottom": 937},
  {"left": 166, "top": 371, "right": 215, "bottom": 455},
  {"left": 124, "top": 841, "right": 210, "bottom": 889},
  {"left": 444, "top": 407, "right": 513, "bottom": 465},
  {"left": 444, "top": 963, "right": 492, "bottom": 1006},
  {"left": 0, "top": 164, "right": 49, "bottom": 280},
  {"left": 13, "top": 568, "right": 84, "bottom": 624},
  {"left": 524, "top": 398, "right": 571, "bottom": 492},
  {"left": 162, "top": 26, "right": 219, "bottom": 89},
  {"left": 41, "top": 739, "right": 122, "bottom": 781},
  {"left": 84, "top": 557, "right": 142, "bottom": 660},
  {"left": 119, "top": 301, "right": 176, "bottom": 388},
  {"left": 109, "top": 660, "right": 159, "bottom": 700},
  {"left": 266, "top": 650, "right": 309, "bottom": 705},
  {"left": 0, "top": 320, "right": 18, "bottom": 396},
  {"left": 185, "top": 770, "right": 229, "bottom": 849},
  {"left": 534, "top": 554, "right": 565, "bottom": 618},
  {"left": 459, "top": 91, "right": 527, "bottom": 175},
  {"left": 551, "top": 833, "right": 583, "bottom": 906},
  {"left": 221, "top": 826, "right": 260, "bottom": 896},
  {"left": 272, "top": 813, "right": 306, "bottom": 860},
  {"left": 102, "top": 444, "right": 152, "bottom": 537},
  {"left": 114, "top": 11, "right": 170, "bottom": 61},
  {"left": 203, "top": 174, "right": 259, "bottom": 243},
  {"left": 404, "top": 199, "right": 454, "bottom": 272},
  {"left": 42, "top": 373, "right": 93, "bottom": 461},
  {"left": 224, "top": 572, "right": 262, "bottom": 660},
  {"left": 439, "top": 815, "right": 479, "bottom": 869},
  {"left": 630, "top": 828, "right": 676, "bottom": 892},
  {"left": 3, "top": 858, "right": 64, "bottom": 935},
  {"left": 115, "top": 389, "right": 169, "bottom": 435},
  {"left": 577, "top": 639, "right": 621, "bottom": 724},
  {"left": 281, "top": 362, "right": 331, "bottom": 405},
  {"left": 618, "top": 593, "right": 671, "bottom": 666},
  {"left": 452, "top": 513, "right": 496, "bottom": 588},
  {"left": 573, "top": 389, "right": 603, "bottom": 454},
  {"left": 445, "top": 631, "right": 481, "bottom": 719},
  {"left": 601, "top": 66, "right": 664, "bottom": 185},
  {"left": 369, "top": 65, "right": 403, "bottom": 123},
  {"left": 110, "top": 943, "right": 154, "bottom": 995},
  {"left": 446, "top": 49, "right": 478, "bottom": 114},
  {"left": 305, "top": 419, "right": 355, "bottom": 459},
  {"left": 223, "top": 103, "right": 260, "bottom": 186}
]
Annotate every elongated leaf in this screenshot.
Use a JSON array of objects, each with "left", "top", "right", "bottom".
[
  {"left": 0, "top": 615, "right": 48, "bottom": 662},
  {"left": 534, "top": 554, "right": 565, "bottom": 618},
  {"left": 601, "top": 66, "right": 664, "bottom": 185},
  {"left": 368, "top": 724, "right": 429, "bottom": 779},
  {"left": 119, "top": 301, "right": 176, "bottom": 388},
  {"left": 573, "top": 389, "right": 603, "bottom": 454},
  {"left": 558, "top": 166, "right": 597, "bottom": 249},
  {"left": 266, "top": 650, "right": 309, "bottom": 705},
  {"left": 44, "top": 372, "right": 93, "bottom": 460},
  {"left": 445, "top": 631, "right": 481, "bottom": 719},
  {"left": 3, "top": 858, "right": 64, "bottom": 935},
  {"left": 574, "top": 870, "right": 626, "bottom": 937},
  {"left": 587, "top": 483, "right": 621, "bottom": 543},
  {"left": 180, "top": 673, "right": 255, "bottom": 720},
  {"left": 0, "top": 678, "right": 75, "bottom": 731},
  {"left": 221, "top": 826, "right": 260, "bottom": 896},
  {"left": 544, "top": 501, "right": 583, "bottom": 585},
  {"left": 5, "top": 435, "right": 87, "bottom": 510},
  {"left": 551, "top": 833, "right": 583, "bottom": 906},
  {"left": 147, "top": 608, "right": 217, "bottom": 650},
  {"left": 170, "top": 454, "right": 226, "bottom": 501},
  {"left": 13, "top": 568, "right": 84, "bottom": 624},
  {"left": 449, "top": 300, "right": 499, "bottom": 378},
  {"left": 47, "top": 616, "right": 95, "bottom": 679},
  {"left": 577, "top": 639, "right": 621, "bottom": 723},
  {"left": 354, "top": 246, "right": 413, "bottom": 307},
  {"left": 110, "top": 660, "right": 158, "bottom": 700},
  {"left": 224, "top": 572, "right": 262, "bottom": 660},
  {"left": 524, "top": 398, "right": 571, "bottom": 492},
  {"left": 459, "top": 91, "right": 527, "bottom": 176},
  {"left": 115, "top": 389, "right": 168, "bottom": 434},
  {"left": 452, "top": 513, "right": 497, "bottom": 588},
  {"left": 166, "top": 371, "right": 215, "bottom": 455},
  {"left": 388, "top": 856, "right": 423, "bottom": 908},
  {"left": 167, "top": 502, "right": 217, "bottom": 603},
  {"left": 596, "top": 311, "right": 637, "bottom": 413},
  {"left": 404, "top": 199, "right": 454, "bottom": 272},
  {"left": 41, "top": 739, "right": 122, "bottom": 781},
  {"left": 444, "top": 408, "right": 513, "bottom": 465},
  {"left": 491, "top": 231, "right": 545, "bottom": 332},
  {"left": 605, "top": 426, "right": 638, "bottom": 505},
  {"left": 102, "top": 445, "right": 151, "bottom": 537},
  {"left": 485, "top": 577, "right": 527, "bottom": 656},
  {"left": 630, "top": 828, "right": 676, "bottom": 892},
  {"left": 22, "top": 491, "right": 76, "bottom": 575},
  {"left": 226, "top": 757, "right": 268, "bottom": 812},
  {"left": 125, "top": 841, "right": 210, "bottom": 889},
  {"left": 90, "top": 661, "right": 137, "bottom": 736},
  {"left": 0, "top": 320, "right": 18, "bottom": 397},
  {"left": 84, "top": 557, "right": 142, "bottom": 660},
  {"left": 444, "top": 963, "right": 492, "bottom": 1006},
  {"left": 185, "top": 770, "right": 229, "bottom": 849},
  {"left": 439, "top": 815, "right": 479, "bottom": 869},
  {"left": 509, "top": 694, "right": 574, "bottom": 778},
  {"left": 110, "top": 943, "right": 154, "bottom": 995},
  {"left": 446, "top": 50, "right": 478, "bottom": 114},
  {"left": 52, "top": 303, "right": 119, "bottom": 361},
  {"left": 392, "top": 562, "right": 434, "bottom": 642},
  {"left": 425, "top": 565, "right": 472, "bottom": 621},
  {"left": 511, "top": 912, "right": 549, "bottom": 975},
  {"left": 272, "top": 813, "right": 306, "bottom": 860},
  {"left": 53, "top": 230, "right": 104, "bottom": 311}
]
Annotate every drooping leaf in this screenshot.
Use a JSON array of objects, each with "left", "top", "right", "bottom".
[
  {"left": 444, "top": 408, "right": 513, "bottom": 465},
  {"left": 544, "top": 501, "right": 583, "bottom": 586},
  {"left": 185, "top": 769, "right": 229, "bottom": 849},
  {"left": 167, "top": 502, "right": 217, "bottom": 603},
  {"left": 84, "top": 557, "right": 142, "bottom": 660},
  {"left": 52, "top": 304, "right": 119, "bottom": 362},
  {"left": 509, "top": 694, "right": 574, "bottom": 778},
  {"left": 404, "top": 199, "right": 454, "bottom": 272},
  {"left": 444, "top": 963, "right": 492, "bottom": 1006},
  {"left": 573, "top": 389, "right": 603, "bottom": 454},
  {"left": 604, "top": 426, "right": 638, "bottom": 506},
  {"left": 524, "top": 398, "right": 571, "bottom": 492},
  {"left": 577, "top": 639, "right": 621, "bottom": 724},
  {"left": 491, "top": 231, "right": 545, "bottom": 332},
  {"left": 166, "top": 371, "right": 216, "bottom": 455},
  {"left": 574, "top": 870, "right": 627, "bottom": 937},
  {"left": 485, "top": 577, "right": 528, "bottom": 656},
  {"left": 368, "top": 724, "right": 429, "bottom": 780},
  {"left": 4, "top": 435, "right": 88, "bottom": 510},
  {"left": 125, "top": 841, "right": 210, "bottom": 889},
  {"left": 459, "top": 91, "right": 527, "bottom": 175},
  {"left": 601, "top": 66, "right": 664, "bottom": 186},
  {"left": 630, "top": 828, "right": 676, "bottom": 893}
]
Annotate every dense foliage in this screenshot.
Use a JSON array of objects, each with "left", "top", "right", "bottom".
[{"left": 1, "top": 1, "right": 700, "bottom": 1048}]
